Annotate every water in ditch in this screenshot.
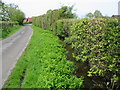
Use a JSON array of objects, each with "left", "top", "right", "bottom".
[
  {"left": 59, "top": 37, "right": 109, "bottom": 89},
  {"left": 65, "top": 44, "right": 94, "bottom": 89}
]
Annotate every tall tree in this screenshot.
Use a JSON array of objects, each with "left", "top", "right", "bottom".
[
  {"left": 94, "top": 10, "right": 103, "bottom": 17},
  {"left": 86, "top": 10, "right": 103, "bottom": 18},
  {"left": 0, "top": 1, "right": 25, "bottom": 24},
  {"left": 86, "top": 12, "right": 94, "bottom": 18},
  {"left": 59, "top": 5, "right": 77, "bottom": 19},
  {"left": 0, "top": 0, "right": 9, "bottom": 21},
  {"left": 6, "top": 4, "right": 25, "bottom": 24}
]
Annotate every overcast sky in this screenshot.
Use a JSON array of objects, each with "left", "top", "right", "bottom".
[{"left": 3, "top": 0, "right": 120, "bottom": 18}]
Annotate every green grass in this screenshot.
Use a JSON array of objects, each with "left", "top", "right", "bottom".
[
  {"left": 4, "top": 25, "right": 83, "bottom": 88},
  {"left": 1, "top": 25, "right": 23, "bottom": 40}
]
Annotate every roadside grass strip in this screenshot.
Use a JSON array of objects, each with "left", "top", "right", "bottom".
[{"left": 4, "top": 26, "right": 83, "bottom": 88}]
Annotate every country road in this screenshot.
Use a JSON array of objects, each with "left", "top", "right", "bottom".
[{"left": 0, "top": 24, "right": 33, "bottom": 88}]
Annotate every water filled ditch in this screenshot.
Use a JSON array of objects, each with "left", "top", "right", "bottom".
[
  {"left": 59, "top": 38, "right": 111, "bottom": 89},
  {"left": 65, "top": 44, "right": 93, "bottom": 88}
]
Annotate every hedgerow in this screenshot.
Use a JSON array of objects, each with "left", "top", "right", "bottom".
[
  {"left": 32, "top": 6, "right": 77, "bottom": 31},
  {"left": 53, "top": 17, "right": 120, "bottom": 89},
  {"left": 53, "top": 19, "right": 77, "bottom": 38},
  {"left": 1, "top": 21, "right": 19, "bottom": 39},
  {"left": 32, "top": 5, "right": 119, "bottom": 88},
  {"left": 4, "top": 26, "right": 83, "bottom": 88}
]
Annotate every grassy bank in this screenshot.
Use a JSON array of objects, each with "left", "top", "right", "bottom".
[
  {"left": 1, "top": 25, "right": 22, "bottom": 40},
  {"left": 4, "top": 26, "right": 83, "bottom": 88}
]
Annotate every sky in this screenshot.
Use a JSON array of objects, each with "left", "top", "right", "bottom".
[{"left": 3, "top": 0, "right": 120, "bottom": 18}]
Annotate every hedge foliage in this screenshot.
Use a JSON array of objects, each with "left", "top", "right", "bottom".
[
  {"left": 53, "top": 19, "right": 76, "bottom": 38},
  {"left": 32, "top": 6, "right": 76, "bottom": 31},
  {"left": 2, "top": 21, "right": 18, "bottom": 30},
  {"left": 54, "top": 17, "right": 120, "bottom": 89},
  {"left": 1, "top": 21, "right": 19, "bottom": 39}
]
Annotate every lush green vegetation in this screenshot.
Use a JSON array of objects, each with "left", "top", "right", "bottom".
[
  {"left": 2, "top": 25, "right": 22, "bottom": 39},
  {"left": 33, "top": 7, "right": 120, "bottom": 89},
  {"left": 2, "top": 0, "right": 119, "bottom": 88},
  {"left": 32, "top": 5, "right": 77, "bottom": 30},
  {"left": 4, "top": 26, "right": 83, "bottom": 88},
  {"left": 1, "top": 0, "right": 25, "bottom": 25},
  {"left": 53, "top": 17, "right": 120, "bottom": 89},
  {"left": 1, "top": 21, "right": 23, "bottom": 39},
  {"left": 1, "top": 1, "right": 25, "bottom": 39},
  {"left": 53, "top": 19, "right": 76, "bottom": 38}
]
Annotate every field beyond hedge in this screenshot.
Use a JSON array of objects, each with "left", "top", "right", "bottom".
[{"left": 4, "top": 26, "right": 83, "bottom": 88}]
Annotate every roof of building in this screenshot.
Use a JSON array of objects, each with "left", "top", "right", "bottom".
[{"left": 23, "top": 18, "right": 32, "bottom": 22}]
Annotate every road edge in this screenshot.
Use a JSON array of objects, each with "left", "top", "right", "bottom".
[{"left": 1, "top": 25, "right": 33, "bottom": 88}]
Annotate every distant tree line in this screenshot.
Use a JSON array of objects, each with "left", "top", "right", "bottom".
[
  {"left": 86, "top": 10, "right": 103, "bottom": 18},
  {"left": 0, "top": 0, "right": 25, "bottom": 25}
]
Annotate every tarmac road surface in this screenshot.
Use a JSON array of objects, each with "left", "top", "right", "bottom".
[{"left": 0, "top": 24, "right": 33, "bottom": 88}]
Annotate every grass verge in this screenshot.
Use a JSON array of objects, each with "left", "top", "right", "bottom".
[
  {"left": 1, "top": 25, "right": 23, "bottom": 40},
  {"left": 4, "top": 25, "right": 83, "bottom": 88}
]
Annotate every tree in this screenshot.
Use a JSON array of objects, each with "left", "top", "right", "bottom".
[
  {"left": 1, "top": 1, "right": 25, "bottom": 24},
  {"left": 94, "top": 10, "right": 103, "bottom": 17},
  {"left": 14, "top": 9, "right": 25, "bottom": 25},
  {"left": 86, "top": 12, "right": 94, "bottom": 18},
  {"left": 6, "top": 4, "right": 25, "bottom": 24},
  {"left": 59, "top": 5, "right": 77, "bottom": 19},
  {"left": 86, "top": 10, "right": 103, "bottom": 18},
  {"left": 0, "top": 0, "right": 9, "bottom": 21}
]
